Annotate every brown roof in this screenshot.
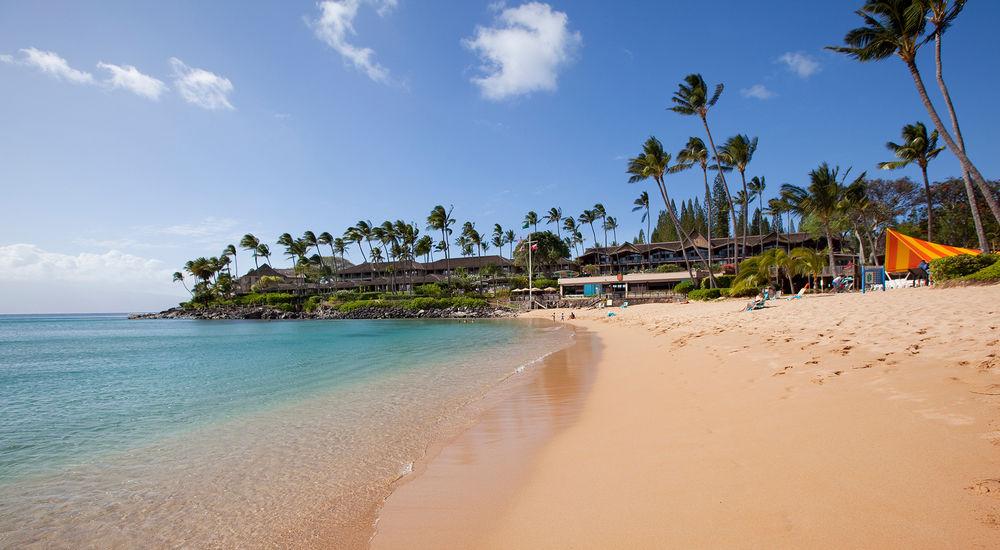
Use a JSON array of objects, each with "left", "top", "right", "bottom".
[{"left": 582, "top": 232, "right": 833, "bottom": 257}]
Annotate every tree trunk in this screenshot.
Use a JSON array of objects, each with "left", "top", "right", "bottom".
[
  {"left": 905, "top": 59, "right": 1000, "bottom": 228},
  {"left": 920, "top": 165, "right": 933, "bottom": 242},
  {"left": 702, "top": 166, "right": 715, "bottom": 287},
  {"left": 824, "top": 224, "right": 836, "bottom": 279},
  {"left": 646, "top": 206, "right": 651, "bottom": 270},
  {"left": 739, "top": 169, "right": 749, "bottom": 261},
  {"left": 934, "top": 34, "right": 989, "bottom": 252},
  {"left": 656, "top": 178, "right": 715, "bottom": 285},
  {"left": 700, "top": 115, "right": 742, "bottom": 264}
]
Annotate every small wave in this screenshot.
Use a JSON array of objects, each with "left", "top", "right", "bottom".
[{"left": 398, "top": 461, "right": 413, "bottom": 478}]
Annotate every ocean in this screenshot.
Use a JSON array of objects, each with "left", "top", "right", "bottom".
[{"left": 0, "top": 314, "right": 571, "bottom": 547}]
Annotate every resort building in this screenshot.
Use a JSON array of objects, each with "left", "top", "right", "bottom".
[
  {"left": 557, "top": 271, "right": 701, "bottom": 300},
  {"left": 575, "top": 232, "right": 855, "bottom": 275},
  {"left": 233, "top": 255, "right": 514, "bottom": 294}
]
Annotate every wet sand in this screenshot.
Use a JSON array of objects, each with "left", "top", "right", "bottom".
[{"left": 372, "top": 285, "right": 1000, "bottom": 548}]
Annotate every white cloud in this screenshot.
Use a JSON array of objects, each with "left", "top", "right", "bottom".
[
  {"left": 740, "top": 84, "right": 775, "bottom": 100},
  {"left": 777, "top": 51, "right": 820, "bottom": 78},
  {"left": 156, "top": 216, "right": 240, "bottom": 239},
  {"left": 463, "top": 2, "right": 582, "bottom": 101},
  {"left": 97, "top": 62, "right": 167, "bottom": 100},
  {"left": 0, "top": 244, "right": 173, "bottom": 284},
  {"left": 11, "top": 47, "right": 94, "bottom": 84},
  {"left": 169, "top": 57, "right": 234, "bottom": 110},
  {"left": 0, "top": 53, "right": 13, "bottom": 64},
  {"left": 311, "top": 0, "right": 394, "bottom": 83}
]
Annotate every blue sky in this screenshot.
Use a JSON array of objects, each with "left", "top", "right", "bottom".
[{"left": 2, "top": 0, "right": 999, "bottom": 313}]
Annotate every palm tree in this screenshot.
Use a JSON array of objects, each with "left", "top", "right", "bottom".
[
  {"left": 222, "top": 244, "right": 238, "bottom": 278},
  {"left": 172, "top": 271, "right": 192, "bottom": 295},
  {"left": 415, "top": 234, "right": 433, "bottom": 262},
  {"left": 627, "top": 136, "right": 713, "bottom": 282},
  {"left": 767, "top": 197, "right": 790, "bottom": 252},
  {"left": 353, "top": 220, "right": 377, "bottom": 261},
  {"left": 344, "top": 226, "right": 368, "bottom": 264},
  {"left": 240, "top": 234, "right": 261, "bottom": 269},
  {"left": 277, "top": 233, "right": 295, "bottom": 267},
  {"left": 256, "top": 243, "right": 271, "bottom": 266},
  {"left": 828, "top": 0, "right": 1000, "bottom": 234},
  {"left": 672, "top": 137, "right": 715, "bottom": 273},
  {"left": 491, "top": 224, "right": 505, "bottom": 254},
  {"left": 733, "top": 248, "right": 802, "bottom": 295},
  {"left": 504, "top": 229, "right": 516, "bottom": 260},
  {"left": 332, "top": 237, "right": 347, "bottom": 278},
  {"left": 748, "top": 176, "right": 766, "bottom": 253},
  {"left": 318, "top": 231, "right": 337, "bottom": 278},
  {"left": 878, "top": 121, "right": 945, "bottom": 240},
  {"left": 592, "top": 203, "right": 608, "bottom": 247},
  {"left": 925, "top": 0, "right": 988, "bottom": 252},
  {"left": 522, "top": 211, "right": 539, "bottom": 235},
  {"left": 301, "top": 231, "right": 321, "bottom": 260},
  {"left": 578, "top": 210, "right": 599, "bottom": 253},
  {"left": 544, "top": 207, "right": 563, "bottom": 239},
  {"left": 791, "top": 247, "right": 828, "bottom": 291},
  {"left": 427, "top": 205, "right": 455, "bottom": 281},
  {"left": 718, "top": 134, "right": 758, "bottom": 257},
  {"left": 604, "top": 216, "right": 619, "bottom": 246},
  {"left": 781, "top": 163, "right": 865, "bottom": 271},
  {"left": 670, "top": 73, "right": 740, "bottom": 261},
  {"left": 632, "top": 190, "right": 651, "bottom": 268}
]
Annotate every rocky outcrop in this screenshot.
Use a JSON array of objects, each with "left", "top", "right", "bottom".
[{"left": 129, "top": 305, "right": 515, "bottom": 321}]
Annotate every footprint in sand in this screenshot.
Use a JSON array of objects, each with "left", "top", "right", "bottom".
[{"left": 967, "top": 479, "right": 1000, "bottom": 497}]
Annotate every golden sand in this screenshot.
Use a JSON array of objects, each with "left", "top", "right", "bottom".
[{"left": 373, "top": 284, "right": 1000, "bottom": 548}]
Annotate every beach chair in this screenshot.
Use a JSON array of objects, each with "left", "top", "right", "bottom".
[
  {"left": 744, "top": 298, "right": 766, "bottom": 312},
  {"left": 786, "top": 287, "right": 807, "bottom": 300}
]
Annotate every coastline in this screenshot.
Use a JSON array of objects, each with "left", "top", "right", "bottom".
[
  {"left": 371, "top": 285, "right": 1000, "bottom": 548},
  {"left": 128, "top": 304, "right": 515, "bottom": 320}
]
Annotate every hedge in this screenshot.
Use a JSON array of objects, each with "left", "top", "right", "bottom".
[
  {"left": 701, "top": 274, "right": 734, "bottom": 289},
  {"left": 929, "top": 253, "right": 998, "bottom": 281},
  {"left": 337, "top": 296, "right": 488, "bottom": 313},
  {"left": 963, "top": 258, "right": 1000, "bottom": 282},
  {"left": 687, "top": 288, "right": 722, "bottom": 301},
  {"left": 673, "top": 280, "right": 696, "bottom": 294},
  {"left": 236, "top": 292, "right": 297, "bottom": 306}
]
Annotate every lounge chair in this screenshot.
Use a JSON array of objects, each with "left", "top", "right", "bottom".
[
  {"left": 786, "top": 287, "right": 807, "bottom": 300},
  {"left": 744, "top": 298, "right": 766, "bottom": 312}
]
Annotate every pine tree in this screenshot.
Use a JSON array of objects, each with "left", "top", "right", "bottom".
[{"left": 713, "top": 177, "right": 731, "bottom": 238}]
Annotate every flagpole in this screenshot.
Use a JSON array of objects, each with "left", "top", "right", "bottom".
[{"left": 527, "top": 236, "right": 534, "bottom": 310}]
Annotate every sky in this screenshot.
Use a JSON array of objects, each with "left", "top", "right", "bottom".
[{"left": 2, "top": 0, "right": 999, "bottom": 313}]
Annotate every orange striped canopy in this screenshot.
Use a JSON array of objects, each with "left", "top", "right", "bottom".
[{"left": 885, "top": 228, "right": 980, "bottom": 272}]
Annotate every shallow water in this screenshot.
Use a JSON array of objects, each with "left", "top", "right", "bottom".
[{"left": 0, "top": 314, "right": 570, "bottom": 547}]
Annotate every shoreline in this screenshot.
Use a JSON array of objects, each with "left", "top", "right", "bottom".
[{"left": 371, "top": 285, "right": 1000, "bottom": 548}]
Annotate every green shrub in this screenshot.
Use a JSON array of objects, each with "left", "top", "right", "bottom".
[
  {"left": 508, "top": 276, "right": 529, "bottom": 289},
  {"left": 701, "top": 274, "right": 734, "bottom": 289},
  {"left": 963, "top": 258, "right": 1000, "bottom": 282},
  {"left": 655, "top": 263, "right": 684, "bottom": 273},
  {"left": 304, "top": 295, "right": 322, "bottom": 312},
  {"left": 929, "top": 253, "right": 999, "bottom": 281},
  {"left": 719, "top": 288, "right": 732, "bottom": 297},
  {"left": 687, "top": 288, "right": 722, "bottom": 301},
  {"left": 414, "top": 283, "right": 445, "bottom": 297},
  {"left": 727, "top": 286, "right": 760, "bottom": 298},
  {"left": 237, "top": 292, "right": 296, "bottom": 306},
  {"left": 532, "top": 278, "right": 558, "bottom": 289},
  {"left": 673, "top": 280, "right": 696, "bottom": 294}
]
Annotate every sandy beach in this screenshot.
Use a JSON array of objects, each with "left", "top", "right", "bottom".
[{"left": 373, "top": 284, "right": 1000, "bottom": 548}]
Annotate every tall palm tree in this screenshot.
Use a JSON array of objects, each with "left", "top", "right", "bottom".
[
  {"left": 672, "top": 137, "right": 715, "bottom": 273},
  {"left": 415, "top": 234, "right": 433, "bottom": 262},
  {"left": 718, "top": 134, "right": 759, "bottom": 257},
  {"left": 632, "top": 190, "right": 651, "bottom": 268},
  {"left": 522, "top": 211, "right": 539, "bottom": 235},
  {"left": 578, "top": 210, "right": 599, "bottom": 252},
  {"left": 353, "top": 220, "right": 377, "bottom": 261},
  {"left": 670, "top": 73, "right": 740, "bottom": 261},
  {"left": 544, "top": 207, "right": 563, "bottom": 239},
  {"left": 427, "top": 205, "right": 455, "bottom": 281},
  {"left": 604, "top": 216, "right": 619, "bottom": 245},
  {"left": 344, "top": 226, "right": 368, "bottom": 264},
  {"left": 318, "top": 231, "right": 337, "bottom": 277},
  {"left": 592, "top": 203, "right": 608, "bottom": 247},
  {"left": 627, "top": 136, "right": 713, "bottom": 281},
  {"left": 748, "top": 176, "right": 766, "bottom": 253},
  {"left": 240, "top": 234, "right": 261, "bottom": 269},
  {"left": 828, "top": 0, "right": 1000, "bottom": 234},
  {"left": 332, "top": 237, "right": 347, "bottom": 279},
  {"left": 172, "top": 271, "right": 192, "bottom": 295},
  {"left": 925, "top": 0, "right": 987, "bottom": 251},
  {"left": 878, "top": 121, "right": 945, "bottom": 241},
  {"left": 223, "top": 244, "right": 238, "bottom": 278},
  {"left": 277, "top": 233, "right": 296, "bottom": 267},
  {"left": 256, "top": 244, "right": 271, "bottom": 266},
  {"left": 781, "top": 163, "right": 865, "bottom": 271},
  {"left": 504, "top": 229, "right": 516, "bottom": 260}
]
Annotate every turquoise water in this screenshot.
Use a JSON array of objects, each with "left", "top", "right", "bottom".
[{"left": 0, "top": 314, "right": 570, "bottom": 546}]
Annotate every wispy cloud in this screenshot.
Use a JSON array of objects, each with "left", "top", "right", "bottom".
[
  {"left": 777, "top": 51, "right": 820, "bottom": 78},
  {"left": 7, "top": 47, "right": 94, "bottom": 84},
  {"left": 98, "top": 62, "right": 167, "bottom": 100},
  {"left": 0, "top": 244, "right": 173, "bottom": 284},
  {"left": 155, "top": 217, "right": 240, "bottom": 240},
  {"left": 464, "top": 2, "right": 582, "bottom": 101},
  {"left": 310, "top": 0, "right": 395, "bottom": 84},
  {"left": 169, "top": 57, "right": 234, "bottom": 110},
  {"left": 740, "top": 84, "right": 776, "bottom": 100}
]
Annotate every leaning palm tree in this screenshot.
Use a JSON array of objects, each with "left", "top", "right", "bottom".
[
  {"left": 343, "top": 226, "right": 368, "bottom": 264},
  {"left": 632, "top": 190, "right": 651, "bottom": 267},
  {"left": 172, "top": 271, "right": 192, "bottom": 295},
  {"left": 256, "top": 243, "right": 271, "bottom": 266},
  {"left": 223, "top": 244, "right": 238, "bottom": 278},
  {"left": 522, "top": 211, "right": 539, "bottom": 235},
  {"left": 592, "top": 203, "right": 609, "bottom": 247},
  {"left": 782, "top": 163, "right": 865, "bottom": 271},
  {"left": 578, "top": 210, "right": 599, "bottom": 253},
  {"left": 791, "top": 247, "right": 828, "bottom": 291},
  {"left": 504, "top": 229, "right": 516, "bottom": 260},
  {"left": 604, "top": 216, "right": 619, "bottom": 245},
  {"left": 427, "top": 205, "right": 455, "bottom": 280},
  {"left": 748, "top": 176, "right": 766, "bottom": 253},
  {"left": 878, "top": 121, "right": 945, "bottom": 240},
  {"left": 318, "top": 231, "right": 337, "bottom": 277},
  {"left": 627, "top": 136, "right": 713, "bottom": 282},
  {"left": 828, "top": 0, "right": 1000, "bottom": 234},
  {"left": 671, "top": 137, "right": 715, "bottom": 273},
  {"left": 718, "top": 134, "right": 759, "bottom": 257},
  {"left": 240, "top": 234, "right": 261, "bottom": 269},
  {"left": 670, "top": 73, "right": 740, "bottom": 260},
  {"left": 924, "top": 0, "right": 987, "bottom": 251},
  {"left": 544, "top": 207, "right": 563, "bottom": 239}
]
